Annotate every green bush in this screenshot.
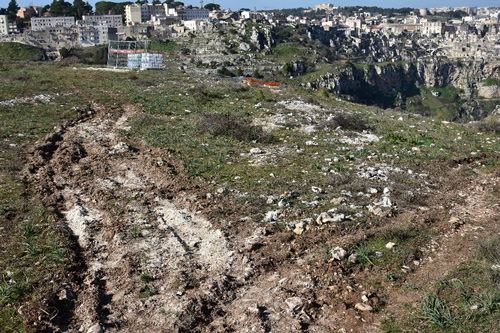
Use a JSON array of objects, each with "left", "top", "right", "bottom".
[{"left": 217, "top": 66, "right": 234, "bottom": 77}]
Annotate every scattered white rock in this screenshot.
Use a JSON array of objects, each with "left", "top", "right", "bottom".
[
  {"left": 339, "top": 132, "right": 379, "bottom": 145},
  {"left": 385, "top": 242, "right": 396, "bottom": 249},
  {"left": 348, "top": 254, "right": 358, "bottom": 264},
  {"left": 316, "top": 212, "right": 331, "bottom": 225},
  {"left": 58, "top": 289, "right": 75, "bottom": 301},
  {"left": 331, "top": 247, "right": 347, "bottom": 260},
  {"left": 332, "top": 213, "right": 347, "bottom": 222},
  {"left": 311, "top": 186, "right": 325, "bottom": 194},
  {"left": 277, "top": 199, "right": 287, "bottom": 208},
  {"left": 355, "top": 303, "right": 373, "bottom": 312},
  {"left": 263, "top": 210, "right": 279, "bottom": 223},
  {"left": 87, "top": 324, "right": 103, "bottom": 333},
  {"left": 331, "top": 197, "right": 346, "bottom": 205},
  {"left": 250, "top": 148, "right": 264, "bottom": 155},
  {"left": 294, "top": 222, "right": 306, "bottom": 235},
  {"left": 110, "top": 142, "right": 129, "bottom": 154},
  {"left": 381, "top": 196, "right": 392, "bottom": 207},
  {"left": 285, "top": 297, "right": 303, "bottom": 313},
  {"left": 449, "top": 216, "right": 464, "bottom": 229},
  {"left": 217, "top": 187, "right": 229, "bottom": 195}
]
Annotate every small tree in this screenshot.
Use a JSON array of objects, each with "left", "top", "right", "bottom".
[
  {"left": 204, "top": 3, "right": 220, "bottom": 11},
  {"left": 59, "top": 47, "right": 71, "bottom": 58},
  {"left": 49, "top": 0, "right": 71, "bottom": 17},
  {"left": 71, "top": 0, "right": 92, "bottom": 19},
  {"left": 7, "top": 0, "right": 19, "bottom": 21},
  {"left": 252, "top": 69, "right": 263, "bottom": 79},
  {"left": 217, "top": 66, "right": 234, "bottom": 77}
]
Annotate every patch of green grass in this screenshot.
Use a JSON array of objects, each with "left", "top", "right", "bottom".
[
  {"left": 140, "top": 285, "right": 157, "bottom": 298},
  {"left": 131, "top": 227, "right": 142, "bottom": 239},
  {"left": 481, "top": 78, "right": 500, "bottom": 87},
  {"left": 351, "top": 243, "right": 374, "bottom": 265},
  {"left": 269, "top": 42, "right": 309, "bottom": 62},
  {"left": 381, "top": 315, "right": 402, "bottom": 333},
  {"left": 0, "top": 42, "right": 44, "bottom": 61},
  {"left": 0, "top": 307, "right": 25, "bottom": 333},
  {"left": 405, "top": 235, "right": 500, "bottom": 332},
  {"left": 420, "top": 294, "right": 455, "bottom": 330},
  {"left": 149, "top": 40, "right": 182, "bottom": 53},
  {"left": 140, "top": 273, "right": 153, "bottom": 283}
]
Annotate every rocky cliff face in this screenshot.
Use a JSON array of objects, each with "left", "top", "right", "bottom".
[{"left": 305, "top": 59, "right": 500, "bottom": 107}]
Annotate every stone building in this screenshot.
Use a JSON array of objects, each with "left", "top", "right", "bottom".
[
  {"left": 0, "top": 15, "right": 8, "bottom": 35},
  {"left": 79, "top": 15, "right": 123, "bottom": 28},
  {"left": 31, "top": 16, "right": 75, "bottom": 31},
  {"left": 77, "top": 23, "right": 117, "bottom": 46}
]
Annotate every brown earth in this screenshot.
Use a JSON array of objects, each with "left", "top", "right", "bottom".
[{"left": 23, "top": 101, "right": 500, "bottom": 332}]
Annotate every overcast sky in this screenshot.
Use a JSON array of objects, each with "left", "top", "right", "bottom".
[{"left": 11, "top": 0, "right": 498, "bottom": 11}]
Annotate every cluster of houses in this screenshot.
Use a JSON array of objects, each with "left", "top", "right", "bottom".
[{"left": 0, "top": 3, "right": 499, "bottom": 60}]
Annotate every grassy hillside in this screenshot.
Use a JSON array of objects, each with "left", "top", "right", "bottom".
[
  {"left": 0, "top": 60, "right": 499, "bottom": 332},
  {"left": 0, "top": 42, "right": 45, "bottom": 61}
]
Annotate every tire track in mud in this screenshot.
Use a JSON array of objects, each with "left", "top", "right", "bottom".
[
  {"left": 24, "top": 104, "right": 236, "bottom": 332},
  {"left": 22, "top": 102, "right": 389, "bottom": 333}
]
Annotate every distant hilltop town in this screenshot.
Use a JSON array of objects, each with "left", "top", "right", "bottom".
[{"left": 0, "top": 3, "right": 499, "bottom": 60}]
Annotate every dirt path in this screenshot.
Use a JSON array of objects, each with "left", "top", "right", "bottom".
[{"left": 25, "top": 104, "right": 238, "bottom": 332}]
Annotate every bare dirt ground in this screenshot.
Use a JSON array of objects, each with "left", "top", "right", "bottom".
[{"left": 23, "top": 101, "right": 500, "bottom": 332}]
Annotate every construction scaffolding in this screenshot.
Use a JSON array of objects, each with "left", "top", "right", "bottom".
[{"left": 107, "top": 40, "right": 150, "bottom": 69}]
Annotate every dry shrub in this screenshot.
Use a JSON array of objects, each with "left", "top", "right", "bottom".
[
  {"left": 61, "top": 56, "right": 80, "bottom": 64},
  {"left": 132, "top": 113, "right": 157, "bottom": 127},
  {"left": 474, "top": 120, "right": 500, "bottom": 134},
  {"left": 196, "top": 113, "right": 273, "bottom": 143},
  {"left": 479, "top": 235, "right": 500, "bottom": 264},
  {"left": 322, "top": 113, "right": 370, "bottom": 131}
]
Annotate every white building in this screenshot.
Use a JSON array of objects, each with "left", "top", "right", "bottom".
[
  {"left": 0, "top": 15, "right": 8, "bottom": 35},
  {"left": 422, "top": 21, "right": 444, "bottom": 36},
  {"left": 429, "top": 7, "right": 451, "bottom": 14},
  {"left": 77, "top": 22, "right": 116, "bottom": 46},
  {"left": 31, "top": 16, "right": 75, "bottom": 31},
  {"left": 184, "top": 19, "right": 208, "bottom": 31},
  {"left": 314, "top": 4, "right": 334, "bottom": 12},
  {"left": 125, "top": 3, "right": 168, "bottom": 25},
  {"left": 79, "top": 15, "right": 122, "bottom": 27},
  {"left": 182, "top": 8, "right": 209, "bottom": 21}
]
